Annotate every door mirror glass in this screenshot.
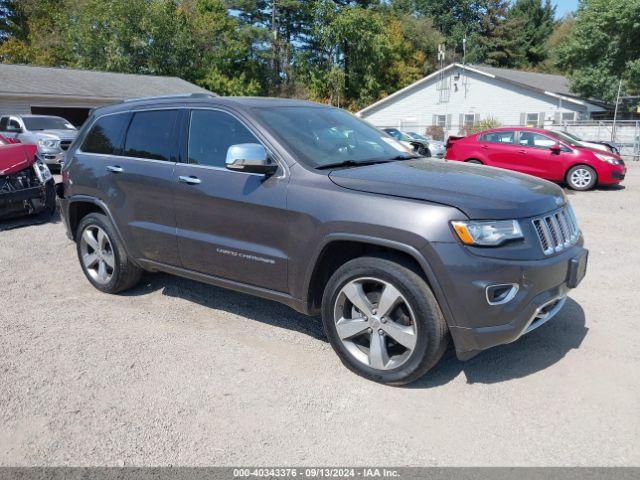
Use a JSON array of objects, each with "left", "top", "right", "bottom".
[{"left": 225, "top": 143, "right": 277, "bottom": 175}]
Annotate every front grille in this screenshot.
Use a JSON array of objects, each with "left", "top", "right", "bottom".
[
  {"left": 60, "top": 140, "right": 72, "bottom": 151},
  {"left": 532, "top": 205, "right": 580, "bottom": 255}
]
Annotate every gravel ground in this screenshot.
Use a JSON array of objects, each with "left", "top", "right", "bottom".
[{"left": 1, "top": 166, "right": 639, "bottom": 467}]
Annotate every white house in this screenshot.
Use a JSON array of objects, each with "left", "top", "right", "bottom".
[{"left": 357, "top": 63, "right": 610, "bottom": 138}]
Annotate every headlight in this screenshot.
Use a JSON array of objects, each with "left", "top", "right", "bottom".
[
  {"left": 595, "top": 153, "right": 620, "bottom": 165},
  {"left": 451, "top": 220, "right": 523, "bottom": 246},
  {"left": 38, "top": 139, "right": 58, "bottom": 149},
  {"left": 33, "top": 157, "right": 53, "bottom": 183}
]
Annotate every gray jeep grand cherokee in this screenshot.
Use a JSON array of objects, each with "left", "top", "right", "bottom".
[{"left": 59, "top": 94, "right": 588, "bottom": 385}]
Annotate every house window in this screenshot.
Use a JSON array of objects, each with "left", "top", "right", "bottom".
[
  {"left": 561, "top": 112, "right": 575, "bottom": 122},
  {"left": 526, "top": 113, "right": 539, "bottom": 126},
  {"left": 435, "top": 115, "right": 446, "bottom": 128},
  {"left": 464, "top": 114, "right": 476, "bottom": 127}
]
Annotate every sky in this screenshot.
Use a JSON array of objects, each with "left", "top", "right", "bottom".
[{"left": 552, "top": 0, "right": 580, "bottom": 18}]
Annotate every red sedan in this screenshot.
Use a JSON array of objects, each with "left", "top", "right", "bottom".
[{"left": 445, "top": 127, "right": 626, "bottom": 190}]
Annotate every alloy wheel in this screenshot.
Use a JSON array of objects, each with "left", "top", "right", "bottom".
[
  {"left": 333, "top": 277, "right": 418, "bottom": 371},
  {"left": 570, "top": 168, "right": 593, "bottom": 189},
  {"left": 79, "top": 225, "right": 115, "bottom": 285}
]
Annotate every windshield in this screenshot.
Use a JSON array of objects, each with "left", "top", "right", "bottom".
[
  {"left": 548, "top": 130, "right": 582, "bottom": 147},
  {"left": 23, "top": 116, "right": 76, "bottom": 131},
  {"left": 252, "top": 106, "right": 413, "bottom": 168}
]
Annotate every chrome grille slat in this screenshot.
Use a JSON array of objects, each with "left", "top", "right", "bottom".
[{"left": 532, "top": 205, "right": 580, "bottom": 256}]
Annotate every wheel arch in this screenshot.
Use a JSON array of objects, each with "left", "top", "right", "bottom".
[{"left": 303, "top": 234, "right": 455, "bottom": 327}]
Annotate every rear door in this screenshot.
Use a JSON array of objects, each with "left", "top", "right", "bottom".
[
  {"left": 476, "top": 130, "right": 519, "bottom": 169},
  {"left": 173, "top": 108, "right": 289, "bottom": 292},
  {"left": 516, "top": 131, "right": 566, "bottom": 180},
  {"left": 74, "top": 109, "right": 180, "bottom": 265}
]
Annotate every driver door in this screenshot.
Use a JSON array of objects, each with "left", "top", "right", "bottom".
[
  {"left": 516, "top": 131, "right": 565, "bottom": 180},
  {"left": 173, "top": 108, "right": 290, "bottom": 292}
]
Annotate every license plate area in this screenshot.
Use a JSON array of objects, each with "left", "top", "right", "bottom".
[{"left": 567, "top": 250, "right": 588, "bottom": 288}]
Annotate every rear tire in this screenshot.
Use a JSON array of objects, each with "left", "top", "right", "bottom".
[
  {"left": 466, "top": 159, "right": 483, "bottom": 165},
  {"left": 566, "top": 165, "right": 597, "bottom": 191},
  {"left": 76, "top": 213, "right": 142, "bottom": 293},
  {"left": 321, "top": 256, "right": 449, "bottom": 385}
]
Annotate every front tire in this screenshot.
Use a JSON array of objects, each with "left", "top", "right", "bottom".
[
  {"left": 76, "top": 213, "right": 142, "bottom": 293},
  {"left": 566, "top": 165, "right": 597, "bottom": 191},
  {"left": 321, "top": 256, "right": 448, "bottom": 385}
]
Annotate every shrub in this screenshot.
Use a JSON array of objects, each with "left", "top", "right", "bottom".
[{"left": 425, "top": 125, "right": 444, "bottom": 141}]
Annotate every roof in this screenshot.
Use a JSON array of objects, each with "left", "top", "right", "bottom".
[
  {"left": 0, "top": 63, "right": 211, "bottom": 100},
  {"left": 94, "top": 95, "right": 326, "bottom": 116},
  {"left": 470, "top": 64, "right": 571, "bottom": 96},
  {"left": 358, "top": 63, "right": 610, "bottom": 116}
]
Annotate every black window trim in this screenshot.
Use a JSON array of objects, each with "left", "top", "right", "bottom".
[{"left": 182, "top": 106, "right": 287, "bottom": 178}]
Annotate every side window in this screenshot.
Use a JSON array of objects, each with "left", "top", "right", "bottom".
[
  {"left": 0, "top": 117, "right": 7, "bottom": 131},
  {"left": 8, "top": 118, "right": 21, "bottom": 130},
  {"left": 123, "top": 110, "right": 178, "bottom": 161},
  {"left": 81, "top": 113, "right": 129, "bottom": 154},
  {"left": 188, "top": 110, "right": 260, "bottom": 168},
  {"left": 519, "top": 132, "right": 556, "bottom": 149},
  {"left": 478, "top": 131, "right": 515, "bottom": 144}
]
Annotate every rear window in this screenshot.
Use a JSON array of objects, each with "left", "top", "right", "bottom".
[
  {"left": 81, "top": 113, "right": 130, "bottom": 155},
  {"left": 478, "top": 131, "right": 515, "bottom": 144},
  {"left": 123, "top": 110, "right": 178, "bottom": 161}
]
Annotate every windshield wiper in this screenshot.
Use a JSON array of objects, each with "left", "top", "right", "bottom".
[
  {"left": 316, "top": 159, "right": 393, "bottom": 170},
  {"left": 389, "top": 154, "right": 420, "bottom": 160}
]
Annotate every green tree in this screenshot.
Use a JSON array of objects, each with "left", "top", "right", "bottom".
[
  {"left": 507, "top": 0, "right": 556, "bottom": 67},
  {"left": 557, "top": 0, "right": 640, "bottom": 102}
]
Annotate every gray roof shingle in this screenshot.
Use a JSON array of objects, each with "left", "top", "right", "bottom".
[
  {"left": 471, "top": 64, "right": 571, "bottom": 96},
  {"left": 0, "top": 63, "right": 211, "bottom": 100}
]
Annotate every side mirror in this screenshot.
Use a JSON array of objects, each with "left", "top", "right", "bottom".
[
  {"left": 225, "top": 143, "right": 277, "bottom": 175},
  {"left": 550, "top": 144, "right": 562, "bottom": 155}
]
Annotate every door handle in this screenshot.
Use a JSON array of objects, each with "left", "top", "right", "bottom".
[
  {"left": 517, "top": 150, "right": 527, "bottom": 154},
  {"left": 106, "top": 165, "right": 123, "bottom": 173},
  {"left": 179, "top": 175, "right": 201, "bottom": 185}
]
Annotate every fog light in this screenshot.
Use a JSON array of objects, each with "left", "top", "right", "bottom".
[{"left": 486, "top": 283, "right": 519, "bottom": 305}]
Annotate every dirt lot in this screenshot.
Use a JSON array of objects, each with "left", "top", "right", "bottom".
[{"left": 1, "top": 165, "right": 639, "bottom": 466}]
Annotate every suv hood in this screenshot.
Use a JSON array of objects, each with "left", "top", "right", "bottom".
[
  {"left": 328, "top": 159, "right": 565, "bottom": 220},
  {"left": 0, "top": 143, "right": 38, "bottom": 175}
]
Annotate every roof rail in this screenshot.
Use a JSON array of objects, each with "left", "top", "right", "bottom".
[{"left": 123, "top": 92, "right": 217, "bottom": 103}]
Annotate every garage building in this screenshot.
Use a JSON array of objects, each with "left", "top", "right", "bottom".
[
  {"left": 357, "top": 63, "right": 612, "bottom": 138},
  {"left": 0, "top": 63, "right": 211, "bottom": 126}
]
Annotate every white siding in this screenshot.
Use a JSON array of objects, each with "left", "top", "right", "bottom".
[{"left": 360, "top": 66, "right": 601, "bottom": 137}]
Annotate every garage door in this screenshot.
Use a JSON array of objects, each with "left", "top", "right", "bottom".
[{"left": 30, "top": 106, "right": 92, "bottom": 127}]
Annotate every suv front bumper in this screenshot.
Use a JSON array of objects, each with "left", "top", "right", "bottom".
[{"left": 427, "top": 241, "right": 588, "bottom": 359}]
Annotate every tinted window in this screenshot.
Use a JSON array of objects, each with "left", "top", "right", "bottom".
[
  {"left": 0, "top": 117, "right": 7, "bottom": 130},
  {"left": 519, "top": 131, "right": 556, "bottom": 149},
  {"left": 123, "top": 110, "right": 178, "bottom": 161},
  {"left": 188, "top": 110, "right": 259, "bottom": 168},
  {"left": 81, "top": 113, "right": 129, "bottom": 154},
  {"left": 478, "top": 131, "right": 515, "bottom": 144}
]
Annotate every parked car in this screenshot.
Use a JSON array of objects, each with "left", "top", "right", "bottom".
[
  {"left": 0, "top": 115, "right": 77, "bottom": 169},
  {"left": 1, "top": 141, "right": 55, "bottom": 221},
  {"left": 59, "top": 96, "right": 587, "bottom": 385},
  {"left": 549, "top": 130, "right": 620, "bottom": 155},
  {"left": 382, "top": 128, "right": 431, "bottom": 156},
  {"left": 445, "top": 127, "right": 626, "bottom": 191},
  {"left": 404, "top": 131, "right": 447, "bottom": 158}
]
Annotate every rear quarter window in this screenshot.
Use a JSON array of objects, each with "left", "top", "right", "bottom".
[{"left": 81, "top": 113, "right": 130, "bottom": 155}]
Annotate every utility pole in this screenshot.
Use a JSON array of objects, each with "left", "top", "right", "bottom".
[
  {"left": 612, "top": 79, "right": 623, "bottom": 142},
  {"left": 271, "top": 0, "right": 279, "bottom": 93}
]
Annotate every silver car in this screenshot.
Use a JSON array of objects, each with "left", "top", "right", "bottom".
[
  {"left": 405, "top": 131, "right": 446, "bottom": 158},
  {"left": 0, "top": 115, "right": 78, "bottom": 168}
]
